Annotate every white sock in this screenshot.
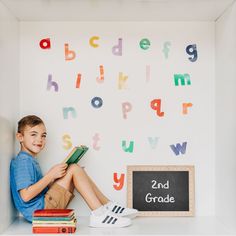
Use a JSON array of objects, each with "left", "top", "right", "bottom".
[{"left": 92, "top": 205, "right": 106, "bottom": 216}]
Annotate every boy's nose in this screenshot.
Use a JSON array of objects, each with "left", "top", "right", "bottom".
[{"left": 36, "top": 136, "right": 43, "bottom": 142}]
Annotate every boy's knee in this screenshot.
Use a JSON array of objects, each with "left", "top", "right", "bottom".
[{"left": 67, "top": 163, "right": 82, "bottom": 173}]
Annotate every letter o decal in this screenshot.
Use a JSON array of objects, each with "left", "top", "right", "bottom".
[{"left": 91, "top": 97, "right": 103, "bottom": 108}]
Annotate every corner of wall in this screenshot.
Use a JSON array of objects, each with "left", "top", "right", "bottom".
[
  {"left": 0, "top": 1, "right": 19, "bottom": 233},
  {"left": 215, "top": 1, "right": 236, "bottom": 218}
]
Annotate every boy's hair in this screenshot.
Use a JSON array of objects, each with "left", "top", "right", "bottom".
[{"left": 17, "top": 115, "right": 44, "bottom": 133}]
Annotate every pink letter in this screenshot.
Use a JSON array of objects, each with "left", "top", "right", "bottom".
[
  {"left": 92, "top": 133, "right": 101, "bottom": 150},
  {"left": 122, "top": 102, "right": 132, "bottom": 119},
  {"left": 146, "top": 65, "right": 150, "bottom": 82}
]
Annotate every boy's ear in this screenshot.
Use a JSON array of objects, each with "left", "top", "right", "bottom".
[{"left": 16, "top": 132, "right": 23, "bottom": 143}]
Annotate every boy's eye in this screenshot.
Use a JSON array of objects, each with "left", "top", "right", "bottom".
[
  {"left": 42, "top": 135, "right": 47, "bottom": 138},
  {"left": 31, "top": 134, "right": 36, "bottom": 136}
]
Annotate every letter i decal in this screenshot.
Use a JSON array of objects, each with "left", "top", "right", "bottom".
[
  {"left": 76, "top": 74, "right": 82, "bottom": 88},
  {"left": 146, "top": 65, "right": 150, "bottom": 82}
]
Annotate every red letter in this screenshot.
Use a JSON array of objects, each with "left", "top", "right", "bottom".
[
  {"left": 76, "top": 74, "right": 81, "bottom": 88},
  {"left": 113, "top": 173, "right": 125, "bottom": 190},
  {"left": 150, "top": 99, "right": 165, "bottom": 117},
  {"left": 39, "top": 38, "right": 51, "bottom": 49}
]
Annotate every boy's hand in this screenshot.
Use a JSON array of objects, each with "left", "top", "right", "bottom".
[{"left": 47, "top": 163, "right": 68, "bottom": 181}]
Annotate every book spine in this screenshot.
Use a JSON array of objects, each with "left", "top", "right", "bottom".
[
  {"left": 32, "top": 226, "right": 76, "bottom": 234},
  {"left": 33, "top": 213, "right": 73, "bottom": 217}
]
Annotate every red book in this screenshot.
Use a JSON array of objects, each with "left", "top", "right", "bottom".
[
  {"left": 32, "top": 226, "right": 76, "bottom": 234},
  {"left": 33, "top": 209, "right": 74, "bottom": 217}
]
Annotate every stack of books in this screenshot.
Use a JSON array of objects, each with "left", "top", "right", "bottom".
[{"left": 32, "top": 209, "right": 77, "bottom": 234}]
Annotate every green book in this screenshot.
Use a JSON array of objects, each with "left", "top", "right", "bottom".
[
  {"left": 62, "top": 146, "right": 88, "bottom": 165},
  {"left": 33, "top": 215, "right": 75, "bottom": 221}
]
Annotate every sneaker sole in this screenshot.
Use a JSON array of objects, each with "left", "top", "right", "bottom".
[{"left": 125, "top": 212, "right": 138, "bottom": 219}]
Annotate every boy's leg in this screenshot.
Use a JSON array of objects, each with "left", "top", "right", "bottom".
[
  {"left": 53, "top": 164, "right": 132, "bottom": 228},
  {"left": 77, "top": 165, "right": 138, "bottom": 218},
  {"left": 55, "top": 164, "right": 102, "bottom": 210},
  {"left": 81, "top": 167, "right": 110, "bottom": 205}
]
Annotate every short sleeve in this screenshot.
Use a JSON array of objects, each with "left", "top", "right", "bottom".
[{"left": 14, "top": 159, "right": 35, "bottom": 191}]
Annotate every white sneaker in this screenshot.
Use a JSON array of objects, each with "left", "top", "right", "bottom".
[
  {"left": 89, "top": 208, "right": 131, "bottom": 228},
  {"left": 105, "top": 201, "right": 138, "bottom": 219}
]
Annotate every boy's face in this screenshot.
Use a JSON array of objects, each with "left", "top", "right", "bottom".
[{"left": 16, "top": 123, "right": 47, "bottom": 157}]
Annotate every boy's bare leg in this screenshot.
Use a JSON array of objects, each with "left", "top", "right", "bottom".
[
  {"left": 55, "top": 164, "right": 102, "bottom": 210},
  {"left": 82, "top": 169, "right": 110, "bottom": 205}
]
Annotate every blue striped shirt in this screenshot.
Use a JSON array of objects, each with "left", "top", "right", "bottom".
[{"left": 10, "top": 151, "right": 48, "bottom": 222}]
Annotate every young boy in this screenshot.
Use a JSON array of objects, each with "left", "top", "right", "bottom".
[{"left": 10, "top": 115, "right": 138, "bottom": 228}]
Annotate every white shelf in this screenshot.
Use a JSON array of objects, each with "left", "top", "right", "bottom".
[{"left": 2, "top": 216, "right": 235, "bottom": 235}]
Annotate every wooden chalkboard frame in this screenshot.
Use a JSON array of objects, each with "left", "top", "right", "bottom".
[{"left": 127, "top": 165, "right": 195, "bottom": 216}]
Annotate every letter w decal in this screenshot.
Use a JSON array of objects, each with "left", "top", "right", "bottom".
[{"left": 170, "top": 142, "right": 187, "bottom": 156}]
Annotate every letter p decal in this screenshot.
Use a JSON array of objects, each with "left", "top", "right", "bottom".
[{"left": 122, "top": 102, "right": 132, "bottom": 119}]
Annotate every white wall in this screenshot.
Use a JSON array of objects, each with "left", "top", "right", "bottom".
[
  {"left": 19, "top": 21, "right": 215, "bottom": 216},
  {"left": 0, "top": 1, "right": 19, "bottom": 233},
  {"left": 215, "top": 2, "right": 236, "bottom": 218}
]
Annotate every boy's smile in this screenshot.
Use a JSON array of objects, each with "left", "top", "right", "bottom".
[{"left": 17, "top": 124, "right": 47, "bottom": 157}]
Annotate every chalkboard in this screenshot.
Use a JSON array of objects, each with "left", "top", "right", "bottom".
[{"left": 127, "top": 165, "right": 195, "bottom": 216}]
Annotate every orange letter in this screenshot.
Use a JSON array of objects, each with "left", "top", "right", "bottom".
[
  {"left": 76, "top": 74, "right": 82, "bottom": 88},
  {"left": 64, "top": 43, "right": 76, "bottom": 61},
  {"left": 113, "top": 173, "right": 125, "bottom": 190},
  {"left": 182, "top": 103, "right": 193, "bottom": 114},
  {"left": 96, "top": 65, "right": 104, "bottom": 83}
]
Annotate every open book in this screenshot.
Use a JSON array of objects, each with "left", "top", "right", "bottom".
[{"left": 62, "top": 146, "right": 88, "bottom": 165}]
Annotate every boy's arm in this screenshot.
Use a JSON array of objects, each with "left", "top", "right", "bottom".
[
  {"left": 20, "top": 174, "right": 52, "bottom": 202},
  {"left": 20, "top": 163, "right": 68, "bottom": 202}
]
